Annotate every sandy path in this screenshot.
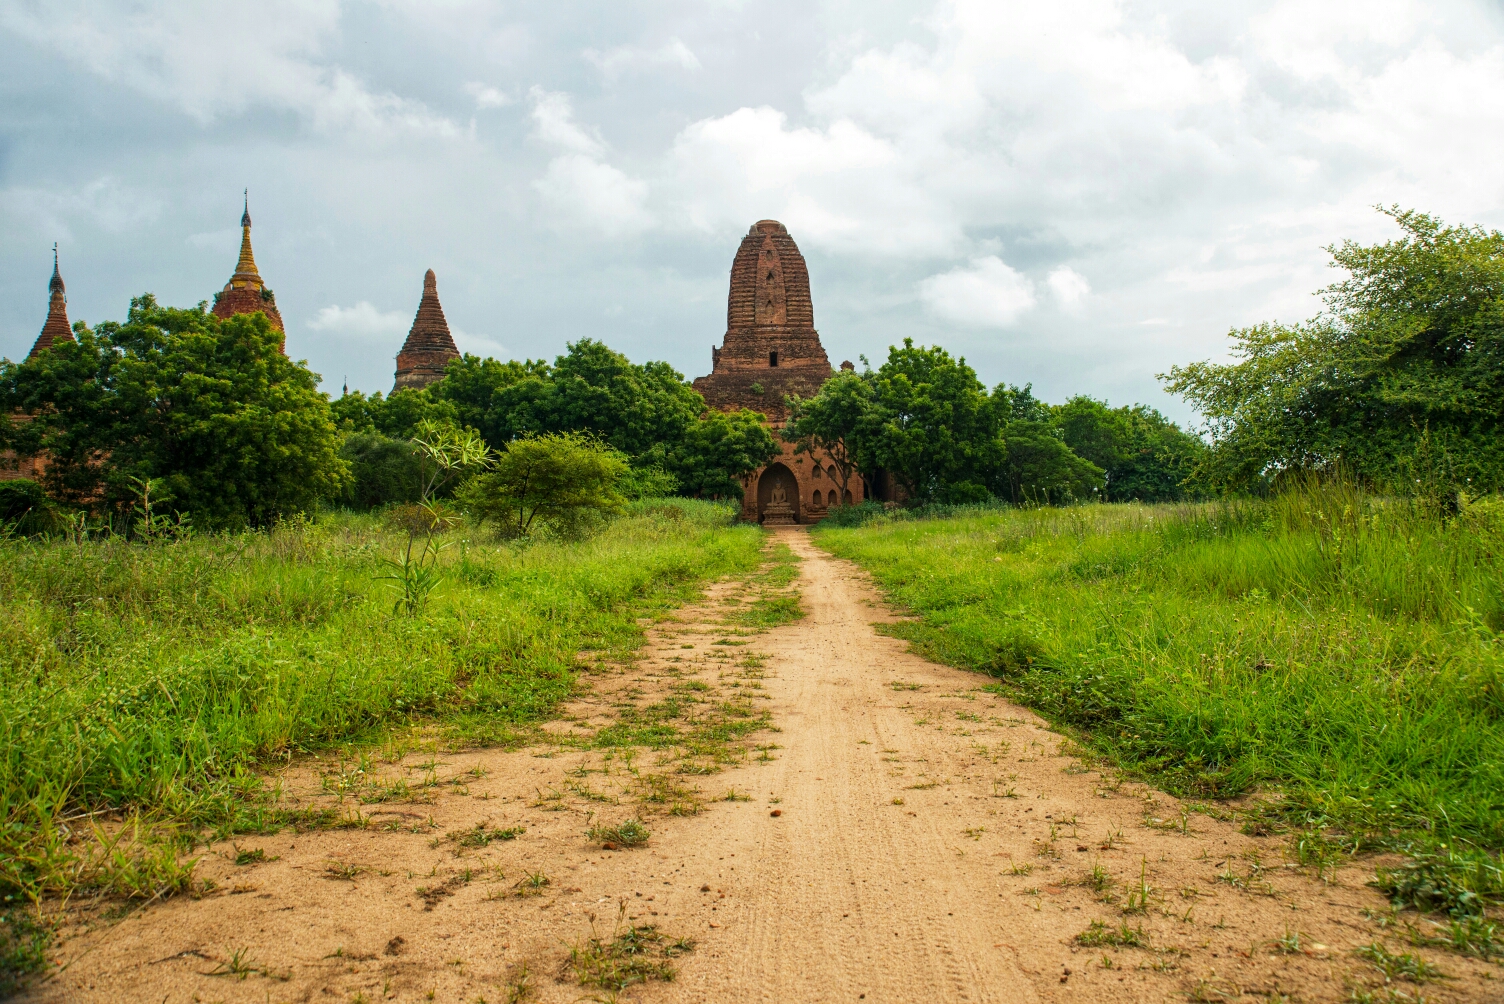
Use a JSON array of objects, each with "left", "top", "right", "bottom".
[{"left": 28, "top": 530, "right": 1495, "bottom": 1003}]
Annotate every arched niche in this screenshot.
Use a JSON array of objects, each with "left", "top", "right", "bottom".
[{"left": 757, "top": 462, "right": 801, "bottom": 524}]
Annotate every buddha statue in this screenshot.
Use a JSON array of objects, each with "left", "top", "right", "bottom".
[{"left": 761, "top": 477, "right": 797, "bottom": 525}]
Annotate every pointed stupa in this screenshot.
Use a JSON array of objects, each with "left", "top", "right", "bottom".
[
  {"left": 211, "top": 190, "right": 285, "bottom": 345},
  {"left": 27, "top": 245, "right": 75, "bottom": 360},
  {"left": 393, "top": 269, "right": 460, "bottom": 392}
]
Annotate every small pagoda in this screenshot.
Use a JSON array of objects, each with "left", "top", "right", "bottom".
[
  {"left": 212, "top": 191, "right": 284, "bottom": 348},
  {"left": 392, "top": 269, "right": 460, "bottom": 392},
  {"left": 28, "top": 245, "right": 74, "bottom": 360}
]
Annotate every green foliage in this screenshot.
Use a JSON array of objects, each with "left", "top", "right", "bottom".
[
  {"left": 665, "top": 407, "right": 779, "bottom": 499},
  {"left": 785, "top": 370, "right": 875, "bottom": 504},
  {"left": 0, "top": 506, "right": 762, "bottom": 910},
  {"left": 1164, "top": 208, "right": 1504, "bottom": 495},
  {"left": 338, "top": 433, "right": 422, "bottom": 509},
  {"left": 461, "top": 432, "right": 628, "bottom": 536},
  {"left": 410, "top": 419, "right": 490, "bottom": 503},
  {"left": 863, "top": 339, "right": 1007, "bottom": 502},
  {"left": 1375, "top": 848, "right": 1504, "bottom": 917},
  {"left": 0, "top": 479, "right": 68, "bottom": 537},
  {"left": 350, "top": 343, "right": 775, "bottom": 501},
  {"left": 0, "top": 295, "right": 346, "bottom": 528},
  {"left": 0, "top": 909, "right": 48, "bottom": 997},
  {"left": 1053, "top": 396, "right": 1204, "bottom": 502},
  {"left": 815, "top": 480, "right": 1504, "bottom": 857}
]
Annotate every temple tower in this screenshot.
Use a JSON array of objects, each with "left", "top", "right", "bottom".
[
  {"left": 393, "top": 269, "right": 460, "bottom": 392},
  {"left": 4, "top": 248, "right": 75, "bottom": 481},
  {"left": 27, "top": 245, "right": 74, "bottom": 360},
  {"left": 211, "top": 191, "right": 284, "bottom": 346},
  {"left": 693, "top": 220, "right": 858, "bottom": 524}
]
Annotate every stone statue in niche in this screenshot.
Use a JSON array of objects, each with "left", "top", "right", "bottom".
[
  {"left": 762, "top": 475, "right": 797, "bottom": 526},
  {"left": 770, "top": 481, "right": 787, "bottom": 505}
]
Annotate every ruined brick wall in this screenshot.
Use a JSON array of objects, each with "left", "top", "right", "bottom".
[{"left": 695, "top": 220, "right": 866, "bottom": 523}]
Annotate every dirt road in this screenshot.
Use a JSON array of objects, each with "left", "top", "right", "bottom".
[{"left": 31, "top": 530, "right": 1494, "bottom": 1002}]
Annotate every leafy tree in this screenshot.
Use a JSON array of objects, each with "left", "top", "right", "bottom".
[
  {"left": 339, "top": 433, "right": 422, "bottom": 509},
  {"left": 0, "top": 295, "right": 346, "bottom": 528},
  {"left": 459, "top": 432, "right": 628, "bottom": 536},
  {"left": 331, "top": 387, "right": 459, "bottom": 440},
  {"left": 862, "top": 340, "right": 1007, "bottom": 503},
  {"left": 1053, "top": 396, "right": 1203, "bottom": 501},
  {"left": 996, "top": 420, "right": 1103, "bottom": 504},
  {"left": 784, "top": 371, "right": 876, "bottom": 505},
  {"left": 410, "top": 419, "right": 490, "bottom": 502},
  {"left": 430, "top": 354, "right": 550, "bottom": 445},
  {"left": 668, "top": 408, "right": 780, "bottom": 499},
  {"left": 1164, "top": 208, "right": 1504, "bottom": 494}
]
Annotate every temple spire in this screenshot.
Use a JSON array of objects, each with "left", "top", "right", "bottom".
[
  {"left": 212, "top": 190, "right": 284, "bottom": 342},
  {"left": 233, "top": 189, "right": 261, "bottom": 288},
  {"left": 393, "top": 269, "right": 460, "bottom": 392},
  {"left": 28, "top": 244, "right": 74, "bottom": 359}
]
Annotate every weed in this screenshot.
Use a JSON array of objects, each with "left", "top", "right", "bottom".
[
  {"left": 1273, "top": 930, "right": 1305, "bottom": 954},
  {"left": 453, "top": 823, "right": 525, "bottom": 848},
  {"left": 566, "top": 904, "right": 694, "bottom": 991},
  {"left": 1122, "top": 859, "right": 1154, "bottom": 915},
  {"left": 1074, "top": 920, "right": 1147, "bottom": 948},
  {"left": 514, "top": 872, "right": 551, "bottom": 896},
  {"left": 206, "top": 946, "right": 258, "bottom": 980},
  {"left": 1008, "top": 861, "right": 1034, "bottom": 876},
  {"left": 232, "top": 846, "right": 270, "bottom": 866},
  {"left": 1355, "top": 942, "right": 1446, "bottom": 982},
  {"left": 1407, "top": 914, "right": 1501, "bottom": 960},
  {"left": 586, "top": 819, "right": 651, "bottom": 849}
]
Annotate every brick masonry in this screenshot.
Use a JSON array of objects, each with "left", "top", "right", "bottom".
[
  {"left": 393, "top": 269, "right": 460, "bottom": 392},
  {"left": 692, "top": 220, "right": 866, "bottom": 524}
]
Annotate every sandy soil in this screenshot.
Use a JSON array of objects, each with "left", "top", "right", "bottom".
[{"left": 27, "top": 529, "right": 1499, "bottom": 1003}]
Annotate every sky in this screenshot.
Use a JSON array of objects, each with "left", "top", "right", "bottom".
[{"left": 3, "top": 0, "right": 1503, "bottom": 426}]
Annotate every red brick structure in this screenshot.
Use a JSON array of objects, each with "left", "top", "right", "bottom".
[
  {"left": 693, "top": 220, "right": 863, "bottom": 524},
  {"left": 2, "top": 248, "right": 74, "bottom": 481},
  {"left": 393, "top": 269, "right": 460, "bottom": 392},
  {"left": 211, "top": 192, "right": 284, "bottom": 348}
]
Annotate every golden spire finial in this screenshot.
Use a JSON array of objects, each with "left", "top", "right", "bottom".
[{"left": 232, "top": 189, "right": 261, "bottom": 289}]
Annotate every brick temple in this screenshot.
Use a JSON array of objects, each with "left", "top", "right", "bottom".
[
  {"left": 392, "top": 269, "right": 460, "bottom": 392},
  {"left": 693, "top": 220, "right": 862, "bottom": 524},
  {"left": 211, "top": 192, "right": 284, "bottom": 348},
  {"left": 1, "top": 248, "right": 75, "bottom": 481}
]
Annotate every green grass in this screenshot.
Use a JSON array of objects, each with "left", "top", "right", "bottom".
[
  {"left": 813, "top": 484, "right": 1504, "bottom": 870},
  {"left": 0, "top": 499, "right": 761, "bottom": 910}
]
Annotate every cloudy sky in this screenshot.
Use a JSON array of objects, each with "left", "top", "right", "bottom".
[{"left": 3, "top": 0, "right": 1503, "bottom": 424}]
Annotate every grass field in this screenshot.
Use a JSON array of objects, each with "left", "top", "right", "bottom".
[
  {"left": 0, "top": 500, "right": 761, "bottom": 927},
  {"left": 814, "top": 484, "right": 1504, "bottom": 902}
]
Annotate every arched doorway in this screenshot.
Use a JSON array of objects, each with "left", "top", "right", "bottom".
[{"left": 756, "top": 463, "right": 801, "bottom": 525}]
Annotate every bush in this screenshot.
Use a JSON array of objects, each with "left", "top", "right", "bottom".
[
  {"left": 340, "top": 433, "right": 422, "bottom": 510},
  {"left": 0, "top": 479, "right": 67, "bottom": 536}
]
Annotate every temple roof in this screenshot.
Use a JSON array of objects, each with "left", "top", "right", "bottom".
[
  {"left": 212, "top": 191, "right": 284, "bottom": 338},
  {"left": 27, "top": 245, "right": 74, "bottom": 360},
  {"left": 727, "top": 219, "right": 815, "bottom": 330},
  {"left": 393, "top": 269, "right": 460, "bottom": 392}
]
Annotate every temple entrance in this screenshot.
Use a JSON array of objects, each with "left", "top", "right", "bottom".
[{"left": 757, "top": 463, "right": 801, "bottom": 525}]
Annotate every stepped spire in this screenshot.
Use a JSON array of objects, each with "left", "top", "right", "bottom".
[
  {"left": 393, "top": 269, "right": 460, "bottom": 392},
  {"left": 28, "top": 244, "right": 75, "bottom": 360},
  {"left": 212, "top": 190, "right": 284, "bottom": 344}
]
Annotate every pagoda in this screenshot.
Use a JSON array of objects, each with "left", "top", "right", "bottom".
[
  {"left": 211, "top": 191, "right": 284, "bottom": 347},
  {"left": 392, "top": 269, "right": 460, "bottom": 392},
  {"left": 693, "top": 220, "right": 862, "bottom": 524},
  {"left": 27, "top": 245, "right": 74, "bottom": 360},
  {"left": 3, "top": 248, "right": 75, "bottom": 482}
]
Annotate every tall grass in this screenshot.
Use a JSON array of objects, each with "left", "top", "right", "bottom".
[
  {"left": 815, "top": 484, "right": 1504, "bottom": 855},
  {"left": 0, "top": 500, "right": 760, "bottom": 905}
]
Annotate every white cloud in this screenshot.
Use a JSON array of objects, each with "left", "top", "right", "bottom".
[
  {"left": 307, "top": 301, "right": 408, "bottom": 339},
  {"left": 918, "top": 256, "right": 1036, "bottom": 328},
  {"left": 463, "top": 82, "right": 512, "bottom": 109},
  {"left": 585, "top": 37, "right": 701, "bottom": 80},
  {"left": 0, "top": 1, "right": 458, "bottom": 136},
  {"left": 451, "top": 326, "right": 507, "bottom": 360},
  {"left": 1046, "top": 267, "right": 1091, "bottom": 313},
  {"left": 529, "top": 88, "right": 653, "bottom": 235}
]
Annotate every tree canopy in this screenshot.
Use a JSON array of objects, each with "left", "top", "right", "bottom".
[
  {"left": 1164, "top": 208, "right": 1504, "bottom": 494},
  {"left": 0, "top": 295, "right": 345, "bottom": 528}
]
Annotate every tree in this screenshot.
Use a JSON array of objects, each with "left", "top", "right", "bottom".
[
  {"left": 667, "top": 407, "right": 780, "bottom": 499},
  {"left": 784, "top": 371, "right": 876, "bottom": 505},
  {"left": 339, "top": 433, "right": 423, "bottom": 509},
  {"left": 863, "top": 340, "right": 1006, "bottom": 503},
  {"left": 331, "top": 387, "right": 460, "bottom": 440},
  {"left": 459, "top": 432, "right": 628, "bottom": 536},
  {"left": 410, "top": 419, "right": 490, "bottom": 502},
  {"left": 1164, "top": 208, "right": 1504, "bottom": 494},
  {"left": 996, "top": 420, "right": 1104, "bottom": 504},
  {"left": 430, "top": 354, "right": 550, "bottom": 446},
  {"left": 0, "top": 295, "right": 346, "bottom": 528},
  {"left": 1053, "top": 396, "right": 1203, "bottom": 502}
]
